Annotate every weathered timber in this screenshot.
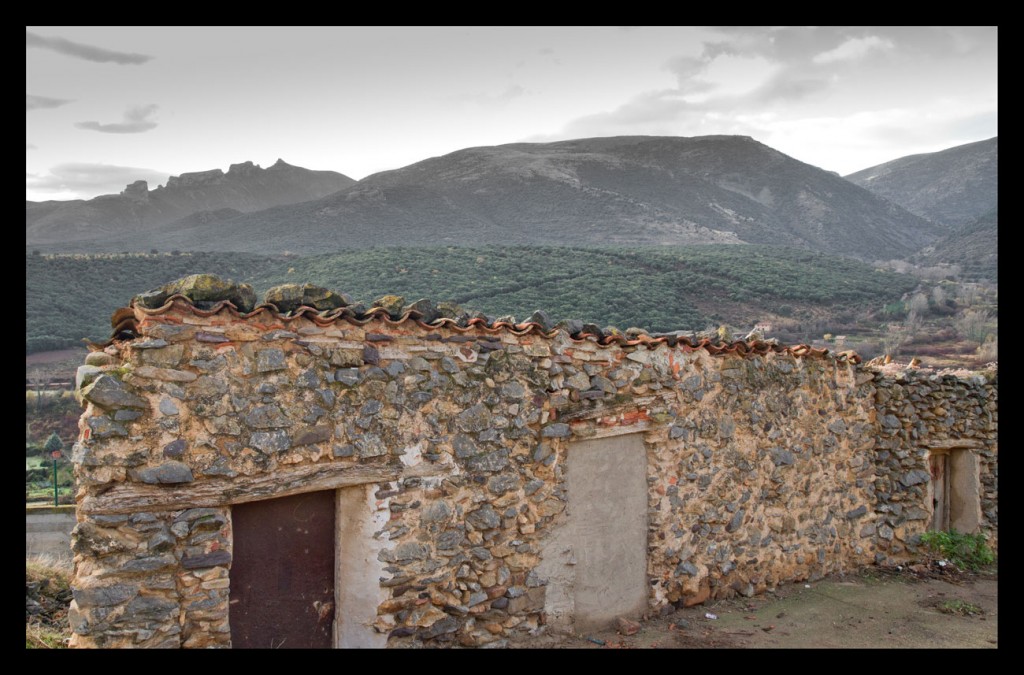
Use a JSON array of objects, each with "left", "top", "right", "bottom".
[{"left": 80, "top": 463, "right": 401, "bottom": 515}]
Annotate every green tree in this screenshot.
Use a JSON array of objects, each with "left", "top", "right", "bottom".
[{"left": 44, "top": 433, "right": 64, "bottom": 456}]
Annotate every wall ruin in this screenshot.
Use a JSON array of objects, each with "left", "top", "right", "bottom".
[{"left": 67, "top": 278, "right": 997, "bottom": 648}]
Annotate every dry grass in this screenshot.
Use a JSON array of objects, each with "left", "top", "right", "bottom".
[{"left": 26, "top": 554, "right": 73, "bottom": 649}]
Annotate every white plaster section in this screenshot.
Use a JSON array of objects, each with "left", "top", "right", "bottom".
[
  {"left": 335, "top": 485, "right": 390, "bottom": 648},
  {"left": 396, "top": 440, "right": 459, "bottom": 479},
  {"left": 536, "top": 517, "right": 577, "bottom": 631},
  {"left": 539, "top": 434, "right": 649, "bottom": 633},
  {"left": 399, "top": 441, "right": 423, "bottom": 467}
]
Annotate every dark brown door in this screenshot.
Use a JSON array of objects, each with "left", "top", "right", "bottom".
[
  {"left": 929, "top": 453, "right": 950, "bottom": 532},
  {"left": 230, "top": 491, "right": 336, "bottom": 648}
]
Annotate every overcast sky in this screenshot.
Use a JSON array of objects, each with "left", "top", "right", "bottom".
[{"left": 26, "top": 26, "right": 997, "bottom": 202}]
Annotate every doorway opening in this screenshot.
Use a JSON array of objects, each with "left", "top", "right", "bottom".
[
  {"left": 229, "top": 490, "right": 336, "bottom": 648},
  {"left": 927, "top": 447, "right": 981, "bottom": 534}
]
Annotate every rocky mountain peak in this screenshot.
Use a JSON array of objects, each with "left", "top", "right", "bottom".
[
  {"left": 121, "top": 180, "right": 149, "bottom": 203},
  {"left": 227, "top": 161, "right": 261, "bottom": 176},
  {"left": 166, "top": 169, "right": 226, "bottom": 190}
]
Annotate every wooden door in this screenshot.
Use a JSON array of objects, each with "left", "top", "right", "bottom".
[
  {"left": 929, "top": 453, "right": 950, "bottom": 532},
  {"left": 229, "top": 491, "right": 336, "bottom": 648}
]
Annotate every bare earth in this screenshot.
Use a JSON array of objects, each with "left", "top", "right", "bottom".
[{"left": 517, "top": 568, "right": 997, "bottom": 649}]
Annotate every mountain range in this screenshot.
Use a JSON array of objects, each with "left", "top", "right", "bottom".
[
  {"left": 847, "top": 137, "right": 997, "bottom": 279},
  {"left": 845, "top": 137, "right": 997, "bottom": 228},
  {"left": 26, "top": 159, "right": 354, "bottom": 247},
  {"left": 26, "top": 135, "right": 996, "bottom": 269}
]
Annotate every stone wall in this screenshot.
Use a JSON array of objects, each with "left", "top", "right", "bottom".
[
  {"left": 68, "top": 281, "right": 997, "bottom": 648},
  {"left": 869, "top": 369, "right": 998, "bottom": 557}
]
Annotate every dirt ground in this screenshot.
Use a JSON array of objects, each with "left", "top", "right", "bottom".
[{"left": 516, "top": 566, "right": 997, "bottom": 649}]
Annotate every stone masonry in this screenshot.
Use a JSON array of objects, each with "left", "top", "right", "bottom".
[{"left": 68, "top": 276, "right": 997, "bottom": 648}]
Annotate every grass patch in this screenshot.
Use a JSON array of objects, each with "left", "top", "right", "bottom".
[
  {"left": 26, "top": 622, "right": 70, "bottom": 649},
  {"left": 919, "top": 530, "right": 996, "bottom": 571},
  {"left": 937, "top": 599, "right": 983, "bottom": 616}
]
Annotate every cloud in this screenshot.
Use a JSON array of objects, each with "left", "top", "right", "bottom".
[
  {"left": 27, "top": 94, "right": 73, "bottom": 110},
  {"left": 556, "top": 67, "right": 831, "bottom": 141},
  {"left": 665, "top": 55, "right": 719, "bottom": 94},
  {"left": 75, "top": 104, "right": 159, "bottom": 134},
  {"left": 813, "top": 36, "right": 894, "bottom": 64},
  {"left": 26, "top": 162, "right": 170, "bottom": 199},
  {"left": 455, "top": 85, "right": 526, "bottom": 108},
  {"left": 747, "top": 74, "right": 830, "bottom": 104},
  {"left": 552, "top": 27, "right": 902, "bottom": 142},
  {"left": 532, "top": 27, "right": 993, "bottom": 175},
  {"left": 26, "top": 30, "right": 153, "bottom": 65}
]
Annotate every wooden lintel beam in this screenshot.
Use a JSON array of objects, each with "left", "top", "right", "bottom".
[{"left": 79, "top": 462, "right": 401, "bottom": 515}]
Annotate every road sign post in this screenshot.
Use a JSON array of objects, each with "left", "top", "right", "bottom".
[{"left": 50, "top": 450, "right": 61, "bottom": 506}]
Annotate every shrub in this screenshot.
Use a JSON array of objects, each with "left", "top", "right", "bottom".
[{"left": 919, "top": 530, "right": 995, "bottom": 571}]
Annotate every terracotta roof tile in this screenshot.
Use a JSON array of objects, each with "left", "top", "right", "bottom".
[{"left": 102, "top": 291, "right": 858, "bottom": 364}]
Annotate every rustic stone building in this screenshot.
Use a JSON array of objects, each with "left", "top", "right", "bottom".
[{"left": 68, "top": 276, "right": 997, "bottom": 648}]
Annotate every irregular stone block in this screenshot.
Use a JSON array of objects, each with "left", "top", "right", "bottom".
[
  {"left": 81, "top": 375, "right": 148, "bottom": 409},
  {"left": 355, "top": 434, "right": 387, "bottom": 458},
  {"left": 264, "top": 283, "right": 351, "bottom": 313},
  {"left": 244, "top": 405, "right": 292, "bottom": 429},
  {"left": 393, "top": 542, "right": 429, "bottom": 562},
  {"left": 250, "top": 430, "right": 291, "bottom": 454},
  {"left": 770, "top": 447, "right": 795, "bottom": 466},
  {"left": 421, "top": 501, "right": 451, "bottom": 524},
  {"left": 162, "top": 439, "right": 187, "bottom": 459},
  {"left": 487, "top": 473, "right": 519, "bottom": 495},
  {"left": 541, "top": 423, "right": 571, "bottom": 438},
  {"left": 335, "top": 368, "right": 361, "bottom": 386},
  {"left": 293, "top": 425, "right": 332, "bottom": 446},
  {"left": 181, "top": 550, "right": 232, "bottom": 569},
  {"left": 466, "top": 505, "right": 501, "bottom": 530},
  {"left": 452, "top": 434, "right": 480, "bottom": 458},
  {"left": 134, "top": 274, "right": 256, "bottom": 313},
  {"left": 135, "top": 461, "right": 194, "bottom": 484},
  {"left": 87, "top": 416, "right": 128, "bottom": 438},
  {"left": 900, "top": 470, "right": 930, "bottom": 487},
  {"left": 73, "top": 584, "right": 138, "bottom": 608},
  {"left": 456, "top": 404, "right": 492, "bottom": 433},
  {"left": 256, "top": 348, "right": 287, "bottom": 372},
  {"left": 726, "top": 509, "right": 745, "bottom": 533},
  {"left": 465, "top": 449, "right": 509, "bottom": 473},
  {"left": 159, "top": 398, "right": 179, "bottom": 416},
  {"left": 845, "top": 505, "right": 868, "bottom": 519}
]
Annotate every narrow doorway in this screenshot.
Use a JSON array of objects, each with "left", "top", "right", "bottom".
[
  {"left": 229, "top": 490, "right": 336, "bottom": 648},
  {"left": 928, "top": 452, "right": 950, "bottom": 531},
  {"left": 927, "top": 448, "right": 982, "bottom": 534}
]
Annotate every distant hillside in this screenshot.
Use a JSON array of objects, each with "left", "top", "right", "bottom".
[
  {"left": 26, "top": 159, "right": 355, "bottom": 247},
  {"left": 914, "top": 209, "right": 998, "bottom": 281},
  {"left": 32, "top": 136, "right": 941, "bottom": 259},
  {"left": 26, "top": 246, "right": 917, "bottom": 353},
  {"left": 845, "top": 137, "right": 997, "bottom": 228}
]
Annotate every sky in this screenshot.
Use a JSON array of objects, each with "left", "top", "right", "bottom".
[{"left": 26, "top": 26, "right": 997, "bottom": 202}]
